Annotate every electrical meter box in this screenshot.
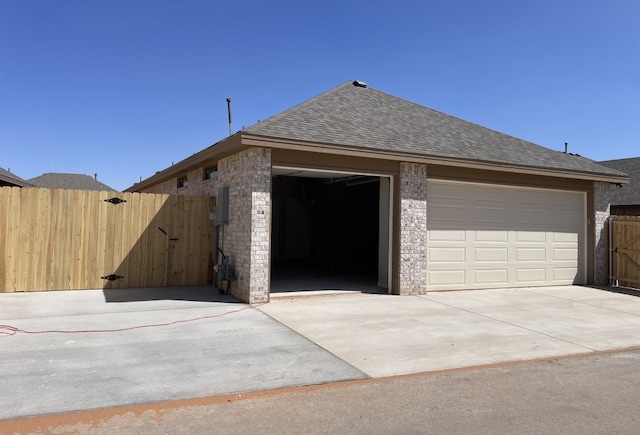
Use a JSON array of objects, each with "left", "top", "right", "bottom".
[{"left": 216, "top": 186, "right": 229, "bottom": 225}]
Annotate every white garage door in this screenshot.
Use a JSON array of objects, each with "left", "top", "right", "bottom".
[{"left": 427, "top": 180, "right": 586, "bottom": 290}]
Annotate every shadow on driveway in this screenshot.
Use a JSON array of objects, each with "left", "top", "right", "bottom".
[
  {"left": 102, "top": 286, "right": 240, "bottom": 303},
  {"left": 595, "top": 285, "right": 640, "bottom": 298}
]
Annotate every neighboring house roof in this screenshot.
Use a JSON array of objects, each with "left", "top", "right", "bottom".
[
  {"left": 598, "top": 158, "right": 640, "bottom": 205},
  {"left": 28, "top": 173, "right": 116, "bottom": 191},
  {"left": 0, "top": 167, "right": 33, "bottom": 187},
  {"left": 245, "top": 81, "right": 625, "bottom": 179}
]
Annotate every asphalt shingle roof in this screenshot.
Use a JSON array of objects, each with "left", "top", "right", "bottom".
[
  {"left": 28, "top": 173, "right": 116, "bottom": 191},
  {"left": 0, "top": 167, "right": 32, "bottom": 187},
  {"left": 599, "top": 158, "right": 640, "bottom": 205},
  {"left": 246, "top": 81, "right": 625, "bottom": 178}
]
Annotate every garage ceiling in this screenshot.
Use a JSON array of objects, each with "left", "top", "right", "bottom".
[{"left": 272, "top": 167, "right": 356, "bottom": 179}]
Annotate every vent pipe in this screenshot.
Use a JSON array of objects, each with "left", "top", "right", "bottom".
[
  {"left": 564, "top": 142, "right": 568, "bottom": 153},
  {"left": 226, "top": 98, "right": 232, "bottom": 136}
]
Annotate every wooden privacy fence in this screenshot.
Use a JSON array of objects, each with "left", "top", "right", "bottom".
[
  {"left": 0, "top": 187, "right": 216, "bottom": 292},
  {"left": 609, "top": 215, "right": 640, "bottom": 290}
]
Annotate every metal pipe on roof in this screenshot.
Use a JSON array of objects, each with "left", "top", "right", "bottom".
[{"left": 226, "top": 98, "right": 232, "bottom": 137}]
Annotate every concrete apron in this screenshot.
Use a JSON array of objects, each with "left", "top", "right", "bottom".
[
  {"left": 0, "top": 286, "right": 366, "bottom": 420},
  {"left": 260, "top": 285, "right": 640, "bottom": 378}
]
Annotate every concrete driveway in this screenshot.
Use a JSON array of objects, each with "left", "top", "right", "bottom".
[
  {"left": 262, "top": 286, "right": 640, "bottom": 377},
  {"left": 1, "top": 285, "right": 640, "bottom": 420},
  {"left": 0, "top": 287, "right": 366, "bottom": 420}
]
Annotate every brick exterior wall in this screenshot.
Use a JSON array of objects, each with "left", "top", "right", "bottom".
[
  {"left": 139, "top": 147, "right": 272, "bottom": 304},
  {"left": 139, "top": 151, "right": 606, "bottom": 297},
  {"left": 593, "top": 182, "right": 611, "bottom": 286},
  {"left": 142, "top": 167, "right": 212, "bottom": 196},
  {"left": 245, "top": 149, "right": 272, "bottom": 304},
  {"left": 399, "top": 162, "right": 428, "bottom": 295}
]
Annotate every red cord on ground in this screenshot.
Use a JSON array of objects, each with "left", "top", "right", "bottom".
[{"left": 0, "top": 303, "right": 265, "bottom": 337}]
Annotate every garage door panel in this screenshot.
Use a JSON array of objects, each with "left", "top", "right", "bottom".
[
  {"left": 554, "top": 232, "right": 578, "bottom": 243},
  {"left": 476, "top": 230, "right": 508, "bottom": 242},
  {"left": 429, "top": 247, "right": 465, "bottom": 262},
  {"left": 476, "top": 207, "right": 510, "bottom": 224},
  {"left": 516, "top": 248, "right": 546, "bottom": 261},
  {"left": 516, "top": 268, "right": 547, "bottom": 283},
  {"left": 516, "top": 189, "right": 547, "bottom": 203},
  {"left": 554, "top": 210, "right": 581, "bottom": 225},
  {"left": 433, "top": 183, "right": 467, "bottom": 198},
  {"left": 430, "top": 205, "right": 466, "bottom": 222},
  {"left": 475, "top": 247, "right": 508, "bottom": 262},
  {"left": 427, "top": 181, "right": 586, "bottom": 290},
  {"left": 475, "top": 269, "right": 508, "bottom": 284},
  {"left": 553, "top": 191, "right": 583, "bottom": 208},
  {"left": 428, "top": 229, "right": 466, "bottom": 242},
  {"left": 516, "top": 231, "right": 546, "bottom": 242},
  {"left": 554, "top": 248, "right": 578, "bottom": 261},
  {"left": 428, "top": 269, "right": 465, "bottom": 286},
  {"left": 475, "top": 185, "right": 508, "bottom": 200},
  {"left": 515, "top": 209, "right": 550, "bottom": 226},
  {"left": 553, "top": 267, "right": 579, "bottom": 281}
]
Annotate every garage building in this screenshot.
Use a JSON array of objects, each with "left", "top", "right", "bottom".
[{"left": 129, "top": 81, "right": 628, "bottom": 303}]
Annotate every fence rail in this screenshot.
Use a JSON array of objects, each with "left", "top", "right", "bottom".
[
  {"left": 0, "top": 187, "right": 215, "bottom": 292},
  {"left": 609, "top": 215, "right": 640, "bottom": 290}
]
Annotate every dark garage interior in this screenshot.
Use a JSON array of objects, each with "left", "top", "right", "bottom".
[{"left": 270, "top": 174, "right": 385, "bottom": 294}]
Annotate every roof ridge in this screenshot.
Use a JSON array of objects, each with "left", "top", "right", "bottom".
[
  {"left": 599, "top": 157, "right": 640, "bottom": 163},
  {"left": 28, "top": 172, "right": 116, "bottom": 191},
  {"left": 252, "top": 81, "right": 567, "bottom": 158},
  {"left": 243, "top": 81, "right": 627, "bottom": 180},
  {"left": 245, "top": 81, "right": 354, "bottom": 131}
]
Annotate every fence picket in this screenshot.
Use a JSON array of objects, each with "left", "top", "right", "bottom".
[
  {"left": 610, "top": 215, "right": 640, "bottom": 289},
  {"left": 0, "top": 187, "right": 215, "bottom": 292}
]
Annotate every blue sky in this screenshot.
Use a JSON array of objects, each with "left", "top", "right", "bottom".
[{"left": 2, "top": 0, "right": 639, "bottom": 191}]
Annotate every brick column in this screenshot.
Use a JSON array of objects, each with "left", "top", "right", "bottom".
[
  {"left": 248, "top": 151, "right": 272, "bottom": 304},
  {"left": 399, "top": 163, "right": 428, "bottom": 295},
  {"left": 593, "top": 182, "right": 610, "bottom": 286}
]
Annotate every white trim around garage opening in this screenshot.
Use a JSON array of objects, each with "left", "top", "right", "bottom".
[{"left": 272, "top": 165, "right": 394, "bottom": 294}]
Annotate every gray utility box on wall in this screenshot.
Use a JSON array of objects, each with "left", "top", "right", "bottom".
[{"left": 216, "top": 186, "right": 229, "bottom": 225}]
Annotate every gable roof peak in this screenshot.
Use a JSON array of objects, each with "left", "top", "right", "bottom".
[
  {"left": 28, "top": 172, "right": 116, "bottom": 191},
  {"left": 244, "top": 81, "right": 625, "bottom": 180}
]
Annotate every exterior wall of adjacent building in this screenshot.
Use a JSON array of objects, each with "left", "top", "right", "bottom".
[{"left": 611, "top": 204, "right": 640, "bottom": 216}]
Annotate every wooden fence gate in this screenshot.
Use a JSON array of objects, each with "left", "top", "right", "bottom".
[
  {"left": 609, "top": 215, "right": 640, "bottom": 290},
  {"left": 0, "top": 187, "right": 216, "bottom": 292}
]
